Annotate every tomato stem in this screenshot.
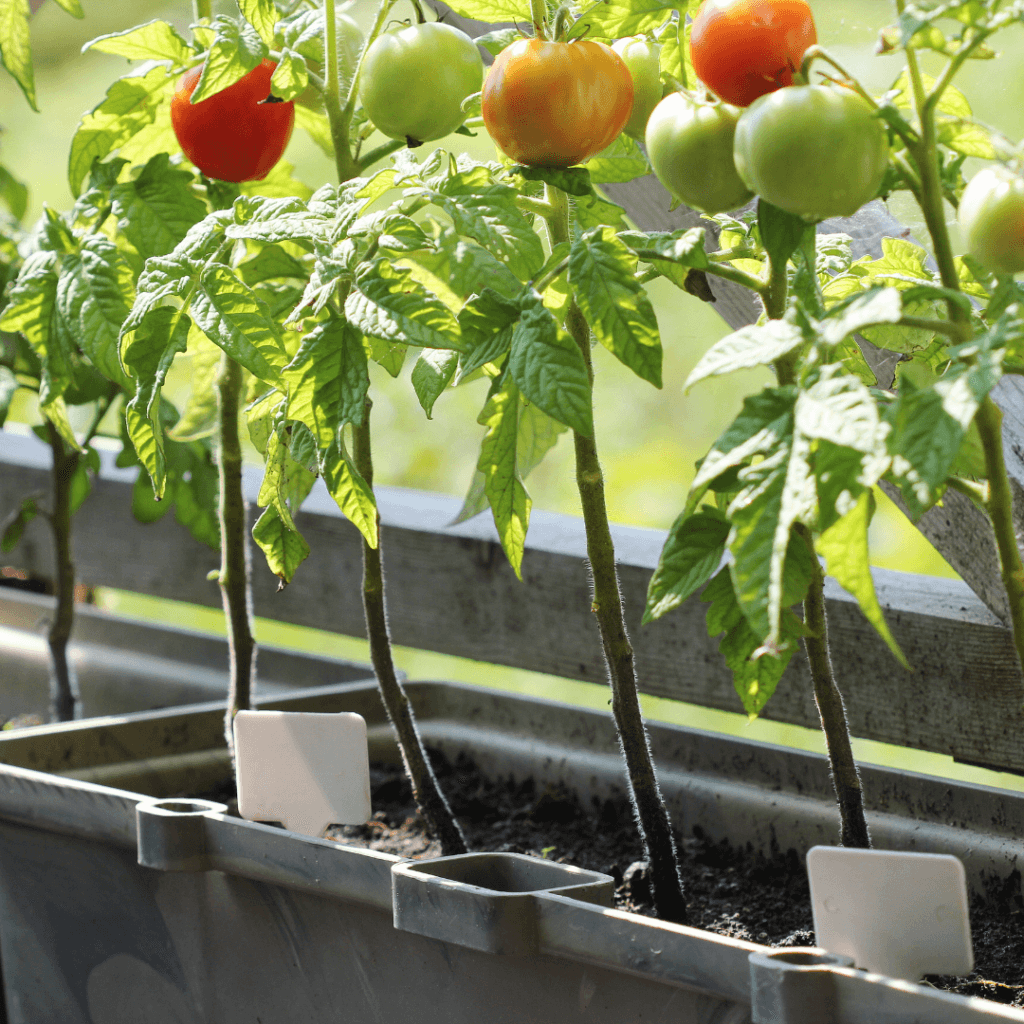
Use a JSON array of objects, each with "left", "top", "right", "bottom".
[
  {"left": 529, "top": 0, "right": 547, "bottom": 39},
  {"left": 543, "top": 183, "right": 688, "bottom": 925},
  {"left": 351, "top": 399, "right": 468, "bottom": 857},
  {"left": 214, "top": 352, "right": 257, "bottom": 766},
  {"left": 192, "top": 0, "right": 212, "bottom": 22},
  {"left": 357, "top": 138, "right": 406, "bottom": 173}
]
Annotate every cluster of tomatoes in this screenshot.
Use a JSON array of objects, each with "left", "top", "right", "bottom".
[{"left": 168, "top": 0, "right": 1022, "bottom": 274}]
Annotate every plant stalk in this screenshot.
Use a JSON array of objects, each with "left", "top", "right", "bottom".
[
  {"left": 352, "top": 403, "right": 468, "bottom": 855},
  {"left": 545, "top": 183, "right": 687, "bottom": 924},
  {"left": 769, "top": 265, "right": 871, "bottom": 849},
  {"left": 216, "top": 352, "right": 257, "bottom": 760},
  {"left": 321, "top": 0, "right": 466, "bottom": 852},
  {"left": 44, "top": 421, "right": 79, "bottom": 723}
]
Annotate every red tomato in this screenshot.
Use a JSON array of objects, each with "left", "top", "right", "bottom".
[
  {"left": 482, "top": 38, "right": 633, "bottom": 167},
  {"left": 171, "top": 59, "right": 295, "bottom": 183},
  {"left": 690, "top": 0, "right": 817, "bottom": 108}
]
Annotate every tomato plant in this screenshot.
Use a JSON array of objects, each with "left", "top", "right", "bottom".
[
  {"left": 482, "top": 38, "right": 633, "bottom": 167},
  {"left": 733, "top": 85, "right": 889, "bottom": 220},
  {"left": 645, "top": 93, "right": 752, "bottom": 214},
  {"left": 171, "top": 59, "right": 294, "bottom": 183},
  {"left": 612, "top": 37, "right": 663, "bottom": 140},
  {"left": 358, "top": 22, "right": 483, "bottom": 145},
  {"left": 958, "top": 165, "right": 1024, "bottom": 275},
  {"left": 690, "top": 0, "right": 817, "bottom": 107}
]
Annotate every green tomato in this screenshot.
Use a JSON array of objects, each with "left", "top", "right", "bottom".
[
  {"left": 612, "top": 37, "right": 663, "bottom": 140},
  {"left": 958, "top": 166, "right": 1024, "bottom": 275},
  {"left": 359, "top": 22, "right": 484, "bottom": 145},
  {"left": 733, "top": 85, "right": 889, "bottom": 221},
  {"left": 645, "top": 93, "right": 753, "bottom": 214}
]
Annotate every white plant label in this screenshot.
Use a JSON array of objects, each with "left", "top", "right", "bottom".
[
  {"left": 234, "top": 710, "right": 372, "bottom": 837},
  {"left": 806, "top": 846, "right": 973, "bottom": 981}
]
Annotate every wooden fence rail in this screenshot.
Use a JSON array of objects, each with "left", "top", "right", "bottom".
[{"left": 1, "top": 429, "right": 1022, "bottom": 776}]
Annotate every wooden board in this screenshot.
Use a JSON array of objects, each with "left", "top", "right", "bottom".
[{"left": 2, "top": 430, "right": 1023, "bottom": 775}]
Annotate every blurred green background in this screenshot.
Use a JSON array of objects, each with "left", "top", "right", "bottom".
[{"left": 6, "top": 0, "right": 1024, "bottom": 792}]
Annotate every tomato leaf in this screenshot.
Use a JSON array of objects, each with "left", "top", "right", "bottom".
[
  {"left": 68, "top": 65, "right": 174, "bottom": 198},
  {"left": 477, "top": 375, "right": 531, "bottom": 578},
  {"left": 428, "top": 177, "right": 546, "bottom": 281},
  {"left": 253, "top": 506, "right": 309, "bottom": 585},
  {"left": 571, "top": 0, "right": 684, "bottom": 41},
  {"left": 55, "top": 235, "right": 134, "bottom": 389},
  {"left": 320, "top": 435, "right": 377, "bottom": 549},
  {"left": 0, "top": 0, "right": 37, "bottom": 110},
  {"left": 237, "top": 0, "right": 277, "bottom": 48},
  {"left": 1, "top": 497, "right": 38, "bottom": 554},
  {"left": 475, "top": 27, "right": 522, "bottom": 57},
  {"left": 412, "top": 349, "right": 459, "bottom": 419},
  {"left": 456, "top": 288, "right": 520, "bottom": 382},
  {"left": 511, "top": 165, "right": 594, "bottom": 197},
  {"left": 508, "top": 290, "right": 593, "bottom": 437},
  {"left": 685, "top": 320, "right": 805, "bottom": 389},
  {"left": 84, "top": 20, "right": 193, "bottom": 65},
  {"left": 569, "top": 225, "right": 663, "bottom": 388},
  {"left": 585, "top": 133, "right": 650, "bottom": 185},
  {"left": 191, "top": 16, "right": 267, "bottom": 105},
  {"left": 168, "top": 329, "right": 222, "bottom": 442},
  {"left": 270, "top": 47, "right": 307, "bottom": 102},
  {"left": 0, "top": 367, "right": 18, "bottom": 429},
  {"left": 109, "top": 153, "right": 209, "bottom": 261},
  {"left": 282, "top": 315, "right": 369, "bottom": 448},
  {"left": 757, "top": 200, "right": 810, "bottom": 271},
  {"left": 258, "top": 428, "right": 316, "bottom": 533},
  {"left": 442, "top": 1, "right": 531, "bottom": 23},
  {"left": 575, "top": 189, "right": 628, "bottom": 231},
  {"left": 701, "top": 566, "right": 797, "bottom": 719},
  {"left": 192, "top": 265, "right": 288, "bottom": 380},
  {"left": 818, "top": 490, "right": 910, "bottom": 670},
  {"left": 346, "top": 258, "right": 463, "bottom": 351},
  {"left": 644, "top": 507, "right": 729, "bottom": 625}
]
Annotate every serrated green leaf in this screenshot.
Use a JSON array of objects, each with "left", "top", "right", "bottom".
[
  {"left": 258, "top": 427, "right": 316, "bottom": 532},
  {"left": 283, "top": 316, "right": 368, "bottom": 447},
  {"left": 168, "top": 329, "right": 222, "bottom": 441},
  {"left": 475, "top": 26, "right": 522, "bottom": 57},
  {"left": 443, "top": 0, "right": 530, "bottom": 19},
  {"left": 429, "top": 176, "right": 545, "bottom": 281},
  {"left": 413, "top": 226, "right": 521, "bottom": 304},
  {"left": 585, "top": 132, "right": 650, "bottom": 185},
  {"left": 477, "top": 376, "right": 531, "bottom": 578},
  {"left": 320, "top": 436, "right": 377, "bottom": 548},
  {"left": 820, "top": 286, "right": 904, "bottom": 345},
  {"left": 253, "top": 506, "right": 309, "bottom": 584},
  {"left": 644, "top": 508, "right": 729, "bottom": 624},
  {"left": 570, "top": 225, "right": 662, "bottom": 387},
  {"left": 238, "top": 0, "right": 277, "bottom": 47},
  {"left": 818, "top": 489, "right": 909, "bottom": 669},
  {"left": 574, "top": 189, "right": 628, "bottom": 231},
  {"left": 346, "top": 258, "right": 462, "bottom": 351},
  {"left": 110, "top": 152, "right": 208, "bottom": 260},
  {"left": 191, "top": 17, "right": 267, "bottom": 104},
  {"left": 84, "top": 20, "right": 193, "bottom": 64},
  {"left": 508, "top": 290, "right": 593, "bottom": 437},
  {"left": 68, "top": 65, "right": 174, "bottom": 198},
  {"left": 192, "top": 265, "right": 288, "bottom": 380},
  {"left": 620, "top": 227, "right": 711, "bottom": 270},
  {"left": 270, "top": 46, "right": 307, "bottom": 102},
  {"left": 574, "top": 0, "right": 683, "bottom": 40},
  {"left": 456, "top": 288, "right": 520, "bottom": 382},
  {"left": 686, "top": 320, "right": 804, "bottom": 390},
  {"left": 702, "top": 566, "right": 795, "bottom": 719},
  {"left": 0, "top": 0, "right": 36, "bottom": 110},
  {"left": 412, "top": 349, "right": 458, "bottom": 419},
  {"left": 56, "top": 235, "right": 134, "bottom": 389},
  {"left": 238, "top": 243, "right": 306, "bottom": 286}
]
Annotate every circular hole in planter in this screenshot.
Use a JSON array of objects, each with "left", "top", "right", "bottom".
[
  {"left": 148, "top": 800, "right": 223, "bottom": 815},
  {"left": 763, "top": 949, "right": 846, "bottom": 968}
]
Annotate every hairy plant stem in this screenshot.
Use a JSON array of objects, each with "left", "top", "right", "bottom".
[
  {"left": 44, "top": 421, "right": 79, "bottom": 723},
  {"left": 320, "top": 0, "right": 466, "bottom": 852},
  {"left": 216, "top": 353, "right": 256, "bottom": 761},
  {"left": 192, "top": 0, "right": 212, "bottom": 21},
  {"left": 352, "top": 404, "right": 467, "bottom": 855},
  {"left": 544, "top": 183, "right": 687, "bottom": 923},
  {"left": 771, "top": 268, "right": 871, "bottom": 849},
  {"left": 901, "top": 31, "right": 1024, "bottom": 679}
]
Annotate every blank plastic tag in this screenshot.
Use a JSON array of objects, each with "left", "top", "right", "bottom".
[
  {"left": 234, "top": 710, "right": 371, "bottom": 837},
  {"left": 806, "top": 846, "right": 972, "bottom": 981}
]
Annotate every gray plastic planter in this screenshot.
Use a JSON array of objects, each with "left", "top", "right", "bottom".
[{"left": 1, "top": 677, "right": 1024, "bottom": 1022}]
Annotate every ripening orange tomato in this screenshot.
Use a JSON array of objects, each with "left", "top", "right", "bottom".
[
  {"left": 482, "top": 38, "right": 633, "bottom": 168},
  {"left": 690, "top": 0, "right": 817, "bottom": 108}
]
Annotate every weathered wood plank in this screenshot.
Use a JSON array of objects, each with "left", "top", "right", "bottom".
[{"left": 2, "top": 429, "right": 1022, "bottom": 774}]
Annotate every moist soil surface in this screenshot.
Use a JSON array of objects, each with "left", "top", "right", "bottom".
[{"left": 316, "top": 750, "right": 1024, "bottom": 1008}]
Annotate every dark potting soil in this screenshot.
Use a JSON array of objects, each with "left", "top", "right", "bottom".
[{"left": 317, "top": 750, "right": 1024, "bottom": 1009}]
